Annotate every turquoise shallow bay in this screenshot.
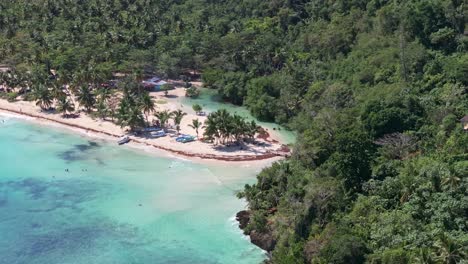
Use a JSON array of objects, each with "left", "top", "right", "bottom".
[{"left": 0, "top": 116, "right": 266, "bottom": 264}]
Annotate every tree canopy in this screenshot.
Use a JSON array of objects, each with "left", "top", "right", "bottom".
[{"left": 1, "top": 0, "right": 467, "bottom": 263}]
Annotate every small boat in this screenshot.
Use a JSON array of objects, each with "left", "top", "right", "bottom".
[
  {"left": 118, "top": 135, "right": 130, "bottom": 145},
  {"left": 180, "top": 136, "right": 195, "bottom": 143},
  {"left": 181, "top": 137, "right": 195, "bottom": 143},
  {"left": 150, "top": 131, "right": 166, "bottom": 138},
  {"left": 142, "top": 127, "right": 162, "bottom": 132},
  {"left": 176, "top": 135, "right": 196, "bottom": 143},
  {"left": 175, "top": 134, "right": 189, "bottom": 141}
]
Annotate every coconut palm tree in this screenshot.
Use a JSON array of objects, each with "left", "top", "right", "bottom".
[
  {"left": 96, "top": 98, "right": 108, "bottom": 120},
  {"left": 139, "top": 93, "right": 155, "bottom": 125},
  {"left": 77, "top": 85, "right": 95, "bottom": 112},
  {"left": 434, "top": 234, "right": 465, "bottom": 264},
  {"left": 189, "top": 119, "right": 202, "bottom": 139},
  {"left": 192, "top": 104, "right": 202, "bottom": 115},
  {"left": 32, "top": 84, "right": 53, "bottom": 110},
  {"left": 125, "top": 106, "right": 145, "bottom": 131},
  {"left": 154, "top": 110, "right": 173, "bottom": 131},
  {"left": 203, "top": 111, "right": 221, "bottom": 144},
  {"left": 231, "top": 115, "right": 247, "bottom": 143},
  {"left": 172, "top": 109, "right": 187, "bottom": 134},
  {"left": 412, "top": 248, "right": 437, "bottom": 264},
  {"left": 96, "top": 87, "right": 112, "bottom": 102},
  {"left": 442, "top": 168, "right": 462, "bottom": 190},
  {"left": 217, "top": 109, "right": 232, "bottom": 144},
  {"left": 246, "top": 120, "right": 258, "bottom": 142},
  {"left": 116, "top": 94, "right": 145, "bottom": 131},
  {"left": 202, "top": 109, "right": 257, "bottom": 145},
  {"left": 50, "top": 81, "right": 66, "bottom": 104},
  {"left": 56, "top": 96, "right": 75, "bottom": 117}
]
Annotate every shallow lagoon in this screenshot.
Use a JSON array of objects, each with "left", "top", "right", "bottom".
[
  {"left": 178, "top": 88, "right": 297, "bottom": 145},
  {"left": 0, "top": 117, "right": 266, "bottom": 264}
]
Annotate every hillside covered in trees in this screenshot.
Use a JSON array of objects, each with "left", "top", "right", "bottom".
[{"left": 1, "top": 0, "right": 467, "bottom": 263}]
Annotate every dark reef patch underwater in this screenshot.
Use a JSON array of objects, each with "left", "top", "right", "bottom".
[{"left": 0, "top": 118, "right": 265, "bottom": 264}]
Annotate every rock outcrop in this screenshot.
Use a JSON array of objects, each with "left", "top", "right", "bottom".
[
  {"left": 236, "top": 210, "right": 250, "bottom": 229},
  {"left": 236, "top": 210, "right": 277, "bottom": 252}
]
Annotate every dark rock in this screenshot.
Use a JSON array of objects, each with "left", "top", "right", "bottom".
[
  {"left": 250, "top": 230, "right": 277, "bottom": 252},
  {"left": 237, "top": 210, "right": 277, "bottom": 252},
  {"left": 236, "top": 210, "right": 250, "bottom": 229}
]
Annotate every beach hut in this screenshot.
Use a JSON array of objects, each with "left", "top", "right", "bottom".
[
  {"left": 141, "top": 76, "right": 172, "bottom": 91},
  {"left": 461, "top": 115, "right": 468, "bottom": 131},
  {"left": 142, "top": 80, "right": 174, "bottom": 91}
]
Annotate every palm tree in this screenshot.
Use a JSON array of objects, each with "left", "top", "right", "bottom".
[
  {"left": 203, "top": 111, "right": 221, "bottom": 144},
  {"left": 96, "top": 87, "right": 112, "bottom": 102},
  {"left": 412, "top": 248, "right": 437, "bottom": 264},
  {"left": 154, "top": 110, "right": 173, "bottom": 131},
  {"left": 107, "top": 96, "right": 120, "bottom": 121},
  {"left": 116, "top": 95, "right": 145, "bottom": 131},
  {"left": 442, "top": 168, "right": 462, "bottom": 190},
  {"left": 246, "top": 120, "right": 258, "bottom": 142},
  {"left": 139, "top": 93, "right": 155, "bottom": 125},
  {"left": 126, "top": 106, "right": 145, "bottom": 131},
  {"left": 50, "top": 81, "right": 66, "bottom": 103},
  {"left": 434, "top": 234, "right": 465, "bottom": 264},
  {"left": 172, "top": 109, "right": 187, "bottom": 134},
  {"left": 56, "top": 96, "right": 75, "bottom": 117},
  {"left": 217, "top": 109, "right": 232, "bottom": 144},
  {"left": 231, "top": 115, "right": 246, "bottom": 143},
  {"left": 202, "top": 109, "right": 256, "bottom": 145},
  {"left": 32, "top": 84, "right": 53, "bottom": 111},
  {"left": 96, "top": 98, "right": 108, "bottom": 120},
  {"left": 192, "top": 104, "right": 202, "bottom": 115},
  {"left": 77, "top": 85, "right": 95, "bottom": 112},
  {"left": 189, "top": 119, "right": 202, "bottom": 139}
]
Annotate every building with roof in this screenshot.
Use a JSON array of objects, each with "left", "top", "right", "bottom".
[{"left": 142, "top": 76, "right": 173, "bottom": 91}]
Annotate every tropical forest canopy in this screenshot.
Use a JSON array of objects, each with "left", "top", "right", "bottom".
[{"left": 1, "top": 0, "right": 467, "bottom": 263}]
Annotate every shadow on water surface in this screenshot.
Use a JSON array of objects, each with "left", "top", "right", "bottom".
[
  {"left": 1, "top": 177, "right": 110, "bottom": 213},
  {"left": 57, "top": 141, "right": 103, "bottom": 164},
  {"left": 18, "top": 221, "right": 140, "bottom": 258}
]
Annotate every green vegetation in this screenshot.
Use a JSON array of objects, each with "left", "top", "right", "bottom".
[
  {"left": 56, "top": 96, "right": 75, "bottom": 117},
  {"left": 140, "top": 93, "right": 156, "bottom": 125},
  {"left": 0, "top": 0, "right": 467, "bottom": 262},
  {"left": 154, "top": 110, "right": 173, "bottom": 131},
  {"left": 172, "top": 109, "right": 187, "bottom": 134},
  {"left": 203, "top": 109, "right": 258, "bottom": 145},
  {"left": 185, "top": 87, "right": 200, "bottom": 98},
  {"left": 192, "top": 104, "right": 203, "bottom": 115},
  {"left": 32, "top": 84, "right": 53, "bottom": 111},
  {"left": 189, "top": 119, "right": 202, "bottom": 139}
]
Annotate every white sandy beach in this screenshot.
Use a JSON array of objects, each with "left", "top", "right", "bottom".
[{"left": 0, "top": 82, "right": 289, "bottom": 163}]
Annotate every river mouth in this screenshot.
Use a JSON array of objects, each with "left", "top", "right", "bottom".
[{"left": 0, "top": 118, "right": 267, "bottom": 264}]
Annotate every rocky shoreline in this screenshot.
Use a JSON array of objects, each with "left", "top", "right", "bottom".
[{"left": 236, "top": 210, "right": 277, "bottom": 254}]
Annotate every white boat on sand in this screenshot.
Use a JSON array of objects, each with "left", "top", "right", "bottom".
[{"left": 118, "top": 135, "right": 130, "bottom": 145}]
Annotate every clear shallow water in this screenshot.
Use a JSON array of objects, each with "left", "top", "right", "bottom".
[
  {"left": 0, "top": 117, "right": 266, "bottom": 264},
  {"left": 178, "top": 88, "right": 297, "bottom": 145}
]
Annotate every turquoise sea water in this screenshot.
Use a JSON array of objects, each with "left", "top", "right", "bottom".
[
  {"left": 0, "top": 116, "right": 266, "bottom": 264},
  {"left": 177, "top": 88, "right": 297, "bottom": 145}
]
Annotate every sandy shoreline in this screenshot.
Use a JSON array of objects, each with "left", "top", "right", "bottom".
[{"left": 0, "top": 91, "right": 289, "bottom": 164}]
